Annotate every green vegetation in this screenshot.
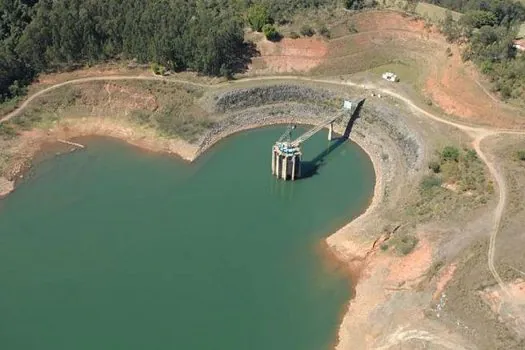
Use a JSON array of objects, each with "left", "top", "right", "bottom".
[
  {"left": 427, "top": 0, "right": 525, "bottom": 102},
  {"left": 262, "top": 24, "right": 280, "bottom": 41},
  {"left": 0, "top": 0, "right": 337, "bottom": 104},
  {"left": 247, "top": 4, "right": 271, "bottom": 32},
  {"left": 380, "top": 235, "right": 419, "bottom": 256},
  {"left": 345, "top": 0, "right": 374, "bottom": 10},
  {"left": 0, "top": 122, "right": 18, "bottom": 140},
  {"left": 318, "top": 25, "right": 331, "bottom": 39},
  {"left": 415, "top": 2, "right": 463, "bottom": 23},
  {"left": 290, "top": 31, "right": 300, "bottom": 39},
  {"left": 300, "top": 25, "right": 316, "bottom": 37},
  {"left": 441, "top": 145, "right": 460, "bottom": 162},
  {"left": 151, "top": 63, "right": 166, "bottom": 76},
  {"left": 517, "top": 150, "right": 525, "bottom": 160},
  {"left": 408, "top": 146, "right": 491, "bottom": 221},
  {"left": 155, "top": 104, "right": 214, "bottom": 142},
  {"left": 348, "top": 22, "right": 358, "bottom": 33},
  {"left": 420, "top": 174, "right": 442, "bottom": 190},
  {"left": 428, "top": 160, "right": 441, "bottom": 173}
]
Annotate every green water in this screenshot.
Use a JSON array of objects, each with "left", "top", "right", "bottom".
[{"left": 0, "top": 126, "right": 374, "bottom": 350}]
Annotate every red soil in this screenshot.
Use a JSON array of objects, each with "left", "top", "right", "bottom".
[
  {"left": 253, "top": 37, "right": 328, "bottom": 73},
  {"left": 347, "top": 11, "right": 524, "bottom": 128}
]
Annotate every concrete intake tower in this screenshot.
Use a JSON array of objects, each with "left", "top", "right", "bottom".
[{"left": 271, "top": 100, "right": 360, "bottom": 181}]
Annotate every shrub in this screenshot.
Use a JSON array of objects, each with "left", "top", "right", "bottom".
[
  {"left": 395, "top": 235, "right": 419, "bottom": 255},
  {"left": 318, "top": 25, "right": 331, "bottom": 39},
  {"left": 130, "top": 110, "right": 151, "bottom": 125},
  {"left": 446, "top": 47, "right": 452, "bottom": 57},
  {"left": 262, "top": 24, "right": 279, "bottom": 41},
  {"left": 348, "top": 23, "right": 358, "bottom": 33},
  {"left": 465, "top": 149, "right": 478, "bottom": 161},
  {"left": 442, "top": 146, "right": 460, "bottom": 162},
  {"left": 428, "top": 161, "right": 441, "bottom": 173},
  {"left": 247, "top": 4, "right": 270, "bottom": 32},
  {"left": 345, "top": 0, "right": 367, "bottom": 10},
  {"left": 517, "top": 150, "right": 525, "bottom": 161},
  {"left": 0, "top": 122, "right": 18, "bottom": 140},
  {"left": 300, "top": 25, "right": 315, "bottom": 37},
  {"left": 12, "top": 112, "right": 42, "bottom": 130},
  {"left": 290, "top": 31, "right": 300, "bottom": 39},
  {"left": 420, "top": 175, "right": 442, "bottom": 191},
  {"left": 151, "top": 63, "right": 165, "bottom": 75}
]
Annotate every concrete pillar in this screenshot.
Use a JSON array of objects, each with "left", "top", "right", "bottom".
[
  {"left": 282, "top": 156, "right": 288, "bottom": 180},
  {"left": 276, "top": 154, "right": 281, "bottom": 178},
  {"left": 328, "top": 122, "right": 333, "bottom": 141},
  {"left": 271, "top": 149, "right": 276, "bottom": 175},
  {"left": 298, "top": 155, "right": 301, "bottom": 178},
  {"left": 291, "top": 156, "right": 296, "bottom": 181}
]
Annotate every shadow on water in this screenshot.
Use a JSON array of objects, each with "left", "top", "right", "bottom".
[{"left": 299, "top": 99, "right": 365, "bottom": 179}]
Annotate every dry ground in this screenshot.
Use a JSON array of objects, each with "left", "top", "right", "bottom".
[{"left": 247, "top": 10, "right": 525, "bottom": 128}]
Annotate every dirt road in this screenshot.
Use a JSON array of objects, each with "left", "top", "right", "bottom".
[{"left": 2, "top": 73, "right": 523, "bottom": 346}]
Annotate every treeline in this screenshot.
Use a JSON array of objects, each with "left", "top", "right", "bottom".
[
  {"left": 0, "top": 0, "right": 333, "bottom": 103},
  {"left": 424, "top": 0, "right": 525, "bottom": 100}
]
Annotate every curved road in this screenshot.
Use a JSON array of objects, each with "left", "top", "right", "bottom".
[{"left": 2, "top": 73, "right": 524, "bottom": 344}]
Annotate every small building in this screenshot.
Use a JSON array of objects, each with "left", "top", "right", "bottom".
[
  {"left": 343, "top": 100, "right": 353, "bottom": 110},
  {"left": 382, "top": 72, "right": 398, "bottom": 82},
  {"left": 513, "top": 39, "right": 525, "bottom": 52}
]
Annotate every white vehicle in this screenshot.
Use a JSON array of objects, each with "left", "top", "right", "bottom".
[{"left": 382, "top": 72, "right": 399, "bottom": 82}]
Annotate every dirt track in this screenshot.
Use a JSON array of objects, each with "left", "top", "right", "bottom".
[{"left": 2, "top": 73, "right": 524, "bottom": 347}]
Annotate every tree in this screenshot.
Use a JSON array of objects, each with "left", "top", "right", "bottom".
[
  {"left": 460, "top": 10, "right": 498, "bottom": 29},
  {"left": 441, "top": 146, "right": 460, "bottom": 162},
  {"left": 345, "top": 0, "right": 365, "bottom": 10},
  {"left": 262, "top": 24, "right": 279, "bottom": 41},
  {"left": 247, "top": 4, "right": 270, "bottom": 32}
]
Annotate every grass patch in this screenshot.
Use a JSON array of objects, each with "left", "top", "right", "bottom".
[
  {"left": 415, "top": 3, "right": 463, "bottom": 23},
  {"left": 382, "top": 234, "right": 419, "bottom": 256},
  {"left": 6, "top": 80, "right": 212, "bottom": 143},
  {"left": 0, "top": 122, "right": 18, "bottom": 140},
  {"left": 154, "top": 103, "right": 215, "bottom": 142},
  {"left": 408, "top": 145, "right": 492, "bottom": 221},
  {"left": 420, "top": 175, "right": 442, "bottom": 191},
  {"left": 0, "top": 96, "right": 23, "bottom": 117},
  {"left": 11, "top": 86, "right": 82, "bottom": 130}
]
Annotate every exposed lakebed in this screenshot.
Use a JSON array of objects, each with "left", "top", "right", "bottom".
[{"left": 0, "top": 126, "right": 374, "bottom": 350}]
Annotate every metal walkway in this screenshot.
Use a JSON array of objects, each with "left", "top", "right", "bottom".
[{"left": 290, "top": 112, "right": 344, "bottom": 147}]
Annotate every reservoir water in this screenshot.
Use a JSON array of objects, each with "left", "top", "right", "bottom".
[{"left": 0, "top": 126, "right": 375, "bottom": 350}]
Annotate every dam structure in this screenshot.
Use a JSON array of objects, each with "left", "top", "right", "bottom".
[{"left": 272, "top": 100, "right": 360, "bottom": 180}]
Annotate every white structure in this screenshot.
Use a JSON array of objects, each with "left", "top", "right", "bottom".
[
  {"left": 343, "top": 100, "right": 353, "bottom": 110},
  {"left": 382, "top": 72, "right": 398, "bottom": 82},
  {"left": 513, "top": 39, "right": 525, "bottom": 52}
]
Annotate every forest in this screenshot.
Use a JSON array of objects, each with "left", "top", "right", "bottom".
[
  {"left": 0, "top": 0, "right": 334, "bottom": 102},
  {"left": 423, "top": 0, "right": 525, "bottom": 100},
  {"left": 2, "top": 0, "right": 524, "bottom": 104}
]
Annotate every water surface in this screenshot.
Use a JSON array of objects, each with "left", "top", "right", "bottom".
[{"left": 0, "top": 126, "right": 374, "bottom": 350}]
